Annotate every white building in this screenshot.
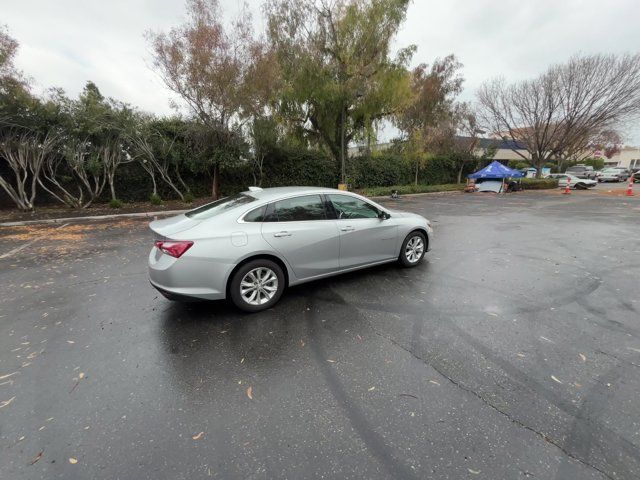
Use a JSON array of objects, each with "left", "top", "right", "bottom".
[{"left": 600, "top": 147, "right": 640, "bottom": 169}]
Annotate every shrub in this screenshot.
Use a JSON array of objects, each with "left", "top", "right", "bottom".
[
  {"left": 183, "top": 191, "right": 195, "bottom": 204},
  {"left": 359, "top": 183, "right": 464, "bottom": 197},
  {"left": 149, "top": 193, "right": 162, "bottom": 205},
  {"left": 520, "top": 178, "right": 558, "bottom": 190},
  {"left": 109, "top": 198, "right": 123, "bottom": 208}
]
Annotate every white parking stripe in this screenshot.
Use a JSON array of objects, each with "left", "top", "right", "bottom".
[{"left": 0, "top": 223, "right": 70, "bottom": 259}]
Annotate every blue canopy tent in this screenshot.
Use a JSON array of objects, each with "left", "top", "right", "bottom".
[
  {"left": 467, "top": 161, "right": 523, "bottom": 193},
  {"left": 468, "top": 161, "right": 524, "bottom": 179}
]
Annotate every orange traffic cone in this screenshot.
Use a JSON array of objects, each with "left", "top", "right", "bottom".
[
  {"left": 563, "top": 178, "right": 571, "bottom": 194},
  {"left": 626, "top": 175, "right": 634, "bottom": 196}
]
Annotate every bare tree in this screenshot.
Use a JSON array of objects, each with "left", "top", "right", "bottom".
[
  {"left": 130, "top": 126, "right": 188, "bottom": 201},
  {"left": 477, "top": 54, "right": 640, "bottom": 177},
  {"left": 0, "top": 130, "right": 57, "bottom": 211},
  {"left": 38, "top": 139, "right": 107, "bottom": 208}
]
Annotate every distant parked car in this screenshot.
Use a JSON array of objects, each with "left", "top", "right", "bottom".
[
  {"left": 549, "top": 174, "right": 597, "bottom": 189},
  {"left": 611, "top": 167, "right": 630, "bottom": 181},
  {"left": 566, "top": 165, "right": 597, "bottom": 180},
  {"left": 599, "top": 168, "right": 627, "bottom": 182}
]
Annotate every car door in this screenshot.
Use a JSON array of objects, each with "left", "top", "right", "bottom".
[
  {"left": 261, "top": 194, "right": 340, "bottom": 279},
  {"left": 326, "top": 194, "right": 398, "bottom": 269}
]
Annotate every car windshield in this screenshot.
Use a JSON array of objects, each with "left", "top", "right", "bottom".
[{"left": 185, "top": 193, "right": 255, "bottom": 220}]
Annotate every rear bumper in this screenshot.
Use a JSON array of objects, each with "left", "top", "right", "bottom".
[{"left": 148, "top": 247, "right": 230, "bottom": 301}]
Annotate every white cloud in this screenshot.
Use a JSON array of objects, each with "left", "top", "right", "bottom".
[{"left": 4, "top": 0, "right": 640, "bottom": 143}]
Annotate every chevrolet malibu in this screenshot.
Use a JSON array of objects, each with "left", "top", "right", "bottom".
[{"left": 148, "top": 187, "right": 433, "bottom": 312}]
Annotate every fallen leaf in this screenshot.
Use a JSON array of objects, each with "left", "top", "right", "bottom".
[
  {"left": 246, "top": 386, "right": 253, "bottom": 400},
  {"left": 368, "top": 386, "right": 375, "bottom": 391},
  {"left": 429, "top": 380, "right": 440, "bottom": 385},
  {"left": 0, "top": 372, "right": 18, "bottom": 380},
  {"left": 540, "top": 336, "right": 553, "bottom": 343},
  {"left": 29, "top": 450, "right": 44, "bottom": 465},
  {"left": 68, "top": 457, "right": 78, "bottom": 464},
  {"left": 326, "top": 359, "right": 336, "bottom": 363},
  {"left": 487, "top": 312, "right": 498, "bottom": 317},
  {"left": 627, "top": 347, "right": 640, "bottom": 353},
  {"left": 579, "top": 353, "right": 586, "bottom": 362},
  {"left": 240, "top": 358, "right": 245, "bottom": 364},
  {"left": 67, "top": 340, "right": 75, "bottom": 344},
  {"left": 468, "top": 468, "right": 481, "bottom": 475},
  {"left": 0, "top": 396, "right": 16, "bottom": 409},
  {"left": 356, "top": 335, "right": 362, "bottom": 341},
  {"left": 299, "top": 340, "right": 305, "bottom": 347},
  {"left": 516, "top": 353, "right": 526, "bottom": 358},
  {"left": 551, "top": 375, "right": 563, "bottom": 384},
  {"left": 192, "top": 432, "right": 204, "bottom": 440},
  {"left": 78, "top": 372, "right": 85, "bottom": 379}
]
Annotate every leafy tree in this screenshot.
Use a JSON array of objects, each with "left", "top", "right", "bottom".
[
  {"left": 396, "top": 55, "right": 465, "bottom": 184},
  {"left": 265, "top": 0, "right": 414, "bottom": 183},
  {"left": 147, "top": 0, "right": 274, "bottom": 198},
  {"left": 0, "top": 27, "right": 61, "bottom": 210},
  {"left": 38, "top": 83, "right": 136, "bottom": 206}
]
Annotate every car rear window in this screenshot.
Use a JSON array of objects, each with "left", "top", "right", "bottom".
[
  {"left": 243, "top": 205, "right": 266, "bottom": 222},
  {"left": 186, "top": 194, "right": 255, "bottom": 220}
]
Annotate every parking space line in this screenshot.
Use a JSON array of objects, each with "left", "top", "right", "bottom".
[{"left": 0, "top": 223, "right": 70, "bottom": 259}]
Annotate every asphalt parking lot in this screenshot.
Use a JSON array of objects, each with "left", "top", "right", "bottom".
[{"left": 1, "top": 190, "right": 640, "bottom": 480}]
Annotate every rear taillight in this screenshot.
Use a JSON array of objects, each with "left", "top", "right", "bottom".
[{"left": 155, "top": 240, "right": 193, "bottom": 258}]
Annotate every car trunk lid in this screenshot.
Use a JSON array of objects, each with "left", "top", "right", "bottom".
[{"left": 149, "top": 214, "right": 200, "bottom": 239}]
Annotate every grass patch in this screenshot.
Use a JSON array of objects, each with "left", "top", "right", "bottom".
[{"left": 358, "top": 183, "right": 464, "bottom": 197}]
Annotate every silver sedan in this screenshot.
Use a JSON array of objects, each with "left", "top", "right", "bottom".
[{"left": 148, "top": 187, "right": 433, "bottom": 311}]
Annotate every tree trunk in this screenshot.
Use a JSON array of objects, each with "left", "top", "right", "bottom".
[
  {"left": 109, "top": 175, "right": 117, "bottom": 200},
  {"left": 212, "top": 163, "right": 220, "bottom": 199},
  {"left": 457, "top": 163, "right": 464, "bottom": 184},
  {"left": 415, "top": 162, "right": 419, "bottom": 186}
]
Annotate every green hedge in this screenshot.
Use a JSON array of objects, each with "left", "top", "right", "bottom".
[
  {"left": 359, "top": 183, "right": 464, "bottom": 197},
  {"left": 520, "top": 178, "right": 559, "bottom": 190}
]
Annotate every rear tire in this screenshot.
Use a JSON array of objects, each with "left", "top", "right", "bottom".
[
  {"left": 229, "top": 259, "right": 285, "bottom": 312},
  {"left": 398, "top": 231, "right": 427, "bottom": 267}
]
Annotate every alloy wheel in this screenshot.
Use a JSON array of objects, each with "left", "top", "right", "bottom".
[
  {"left": 405, "top": 235, "right": 424, "bottom": 263},
  {"left": 240, "top": 267, "right": 279, "bottom": 306}
]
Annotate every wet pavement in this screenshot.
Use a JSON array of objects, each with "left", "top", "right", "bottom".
[{"left": 1, "top": 191, "right": 640, "bottom": 479}]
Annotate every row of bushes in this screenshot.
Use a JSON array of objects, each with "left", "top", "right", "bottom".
[
  {"left": 520, "top": 178, "right": 559, "bottom": 189},
  {"left": 359, "top": 183, "right": 464, "bottom": 197},
  {"left": 105, "top": 149, "right": 475, "bottom": 203},
  {"left": 1, "top": 146, "right": 557, "bottom": 209}
]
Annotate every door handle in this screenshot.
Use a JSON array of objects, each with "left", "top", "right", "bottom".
[
  {"left": 340, "top": 226, "right": 355, "bottom": 232},
  {"left": 273, "top": 231, "right": 292, "bottom": 237}
]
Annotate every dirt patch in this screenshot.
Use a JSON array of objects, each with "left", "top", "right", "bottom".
[{"left": 0, "top": 198, "right": 210, "bottom": 223}]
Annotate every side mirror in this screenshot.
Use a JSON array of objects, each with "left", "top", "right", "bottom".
[{"left": 378, "top": 211, "right": 390, "bottom": 220}]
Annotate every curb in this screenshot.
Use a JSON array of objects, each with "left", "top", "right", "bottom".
[{"left": 0, "top": 209, "right": 187, "bottom": 227}]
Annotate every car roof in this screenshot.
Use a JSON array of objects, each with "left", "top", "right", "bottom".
[{"left": 240, "top": 186, "right": 351, "bottom": 202}]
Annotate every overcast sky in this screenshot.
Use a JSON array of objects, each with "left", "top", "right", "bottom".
[{"left": 4, "top": 0, "right": 640, "bottom": 143}]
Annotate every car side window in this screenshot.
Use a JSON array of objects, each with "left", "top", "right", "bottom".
[
  {"left": 266, "top": 195, "right": 327, "bottom": 222},
  {"left": 327, "top": 194, "right": 380, "bottom": 219},
  {"left": 243, "top": 206, "right": 266, "bottom": 222}
]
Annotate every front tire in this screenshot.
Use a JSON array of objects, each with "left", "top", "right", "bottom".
[
  {"left": 229, "top": 259, "right": 285, "bottom": 312},
  {"left": 398, "top": 231, "right": 427, "bottom": 267}
]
